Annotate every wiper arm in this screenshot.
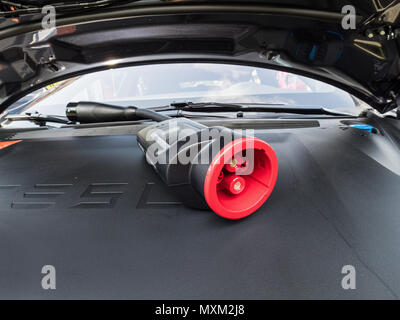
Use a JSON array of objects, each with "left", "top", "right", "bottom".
[
  {"left": 64, "top": 101, "right": 355, "bottom": 125},
  {"left": 154, "top": 101, "right": 356, "bottom": 117},
  {"left": 2, "top": 112, "right": 70, "bottom": 127}
]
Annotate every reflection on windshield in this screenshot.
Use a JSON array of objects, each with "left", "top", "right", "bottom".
[
  {"left": 8, "top": 63, "right": 359, "bottom": 116},
  {"left": 67, "top": 64, "right": 329, "bottom": 102}
]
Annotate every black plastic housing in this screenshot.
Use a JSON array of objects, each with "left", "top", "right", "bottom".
[
  {"left": 137, "top": 118, "right": 241, "bottom": 210},
  {"left": 66, "top": 101, "right": 170, "bottom": 123}
]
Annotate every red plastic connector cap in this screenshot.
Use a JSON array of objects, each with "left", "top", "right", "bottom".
[{"left": 204, "top": 137, "right": 278, "bottom": 219}]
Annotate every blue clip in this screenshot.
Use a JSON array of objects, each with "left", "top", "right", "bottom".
[{"left": 349, "top": 124, "right": 376, "bottom": 133}]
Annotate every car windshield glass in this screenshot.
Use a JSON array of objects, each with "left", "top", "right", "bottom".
[{"left": 5, "top": 63, "right": 364, "bottom": 120}]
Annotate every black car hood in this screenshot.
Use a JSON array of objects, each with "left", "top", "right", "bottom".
[{"left": 0, "top": 0, "right": 400, "bottom": 113}]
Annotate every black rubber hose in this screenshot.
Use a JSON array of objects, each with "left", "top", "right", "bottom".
[
  {"left": 133, "top": 108, "right": 171, "bottom": 122},
  {"left": 66, "top": 101, "right": 170, "bottom": 123}
]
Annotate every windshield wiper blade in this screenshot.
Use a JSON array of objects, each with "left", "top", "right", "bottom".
[
  {"left": 154, "top": 101, "right": 356, "bottom": 117},
  {"left": 2, "top": 112, "right": 70, "bottom": 126}
]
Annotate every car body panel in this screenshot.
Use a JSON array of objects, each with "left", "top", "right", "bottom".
[{"left": 0, "top": 116, "right": 400, "bottom": 298}]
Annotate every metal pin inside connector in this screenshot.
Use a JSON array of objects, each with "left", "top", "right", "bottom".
[{"left": 233, "top": 181, "right": 242, "bottom": 191}]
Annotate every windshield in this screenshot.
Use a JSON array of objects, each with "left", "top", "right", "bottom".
[{"left": 5, "top": 63, "right": 362, "bottom": 121}]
